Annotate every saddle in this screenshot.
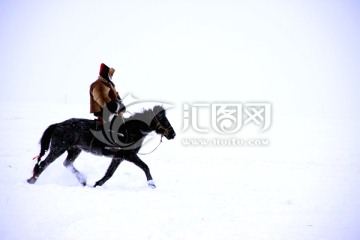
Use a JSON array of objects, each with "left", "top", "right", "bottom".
[{"left": 91, "top": 116, "right": 127, "bottom": 153}]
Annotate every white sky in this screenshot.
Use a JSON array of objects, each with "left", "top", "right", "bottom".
[{"left": 1, "top": 0, "right": 359, "bottom": 118}]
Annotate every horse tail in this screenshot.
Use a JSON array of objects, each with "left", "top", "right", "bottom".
[{"left": 39, "top": 124, "right": 58, "bottom": 158}]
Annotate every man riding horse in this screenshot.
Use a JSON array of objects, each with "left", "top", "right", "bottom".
[
  {"left": 90, "top": 63, "right": 126, "bottom": 123},
  {"left": 27, "top": 63, "right": 176, "bottom": 188}
]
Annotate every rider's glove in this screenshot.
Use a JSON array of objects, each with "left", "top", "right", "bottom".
[{"left": 117, "top": 100, "right": 126, "bottom": 113}]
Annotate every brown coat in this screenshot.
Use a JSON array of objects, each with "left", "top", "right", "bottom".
[{"left": 90, "top": 77, "right": 120, "bottom": 114}]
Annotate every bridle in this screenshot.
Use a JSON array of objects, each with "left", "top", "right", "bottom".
[
  {"left": 154, "top": 121, "right": 172, "bottom": 139},
  {"left": 137, "top": 113, "right": 172, "bottom": 155}
]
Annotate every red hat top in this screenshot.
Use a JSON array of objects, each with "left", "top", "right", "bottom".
[{"left": 99, "top": 63, "right": 110, "bottom": 80}]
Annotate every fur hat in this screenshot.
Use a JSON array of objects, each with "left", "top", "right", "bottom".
[
  {"left": 99, "top": 63, "right": 109, "bottom": 80},
  {"left": 99, "top": 63, "right": 115, "bottom": 81},
  {"left": 109, "top": 67, "right": 115, "bottom": 76}
]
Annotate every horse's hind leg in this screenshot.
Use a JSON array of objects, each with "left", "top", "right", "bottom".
[
  {"left": 27, "top": 149, "right": 65, "bottom": 184},
  {"left": 63, "top": 148, "right": 86, "bottom": 186}
]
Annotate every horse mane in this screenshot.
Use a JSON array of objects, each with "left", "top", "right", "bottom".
[{"left": 126, "top": 105, "right": 166, "bottom": 123}]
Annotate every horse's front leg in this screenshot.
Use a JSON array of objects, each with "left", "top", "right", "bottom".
[
  {"left": 94, "top": 156, "right": 123, "bottom": 187},
  {"left": 127, "top": 154, "right": 156, "bottom": 188}
]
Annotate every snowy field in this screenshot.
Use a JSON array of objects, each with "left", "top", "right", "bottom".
[
  {"left": 1, "top": 1, "right": 360, "bottom": 239},
  {"left": 0, "top": 101, "right": 359, "bottom": 240}
]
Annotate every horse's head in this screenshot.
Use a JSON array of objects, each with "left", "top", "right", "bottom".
[{"left": 151, "top": 106, "right": 176, "bottom": 140}]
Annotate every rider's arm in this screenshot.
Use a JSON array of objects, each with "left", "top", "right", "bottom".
[{"left": 92, "top": 84, "right": 123, "bottom": 113}]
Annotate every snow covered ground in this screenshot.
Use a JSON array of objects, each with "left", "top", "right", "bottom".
[
  {"left": 0, "top": 101, "right": 359, "bottom": 240},
  {"left": 2, "top": 0, "right": 360, "bottom": 239}
]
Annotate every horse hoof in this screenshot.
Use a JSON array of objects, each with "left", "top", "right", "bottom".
[
  {"left": 27, "top": 177, "right": 37, "bottom": 184},
  {"left": 147, "top": 180, "right": 156, "bottom": 189},
  {"left": 93, "top": 182, "right": 101, "bottom": 188},
  {"left": 76, "top": 174, "right": 87, "bottom": 187}
]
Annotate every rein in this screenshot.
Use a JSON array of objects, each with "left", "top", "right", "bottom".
[
  {"left": 138, "top": 134, "right": 164, "bottom": 155},
  {"left": 138, "top": 114, "right": 171, "bottom": 155}
]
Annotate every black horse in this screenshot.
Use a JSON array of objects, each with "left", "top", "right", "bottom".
[{"left": 27, "top": 105, "right": 176, "bottom": 188}]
